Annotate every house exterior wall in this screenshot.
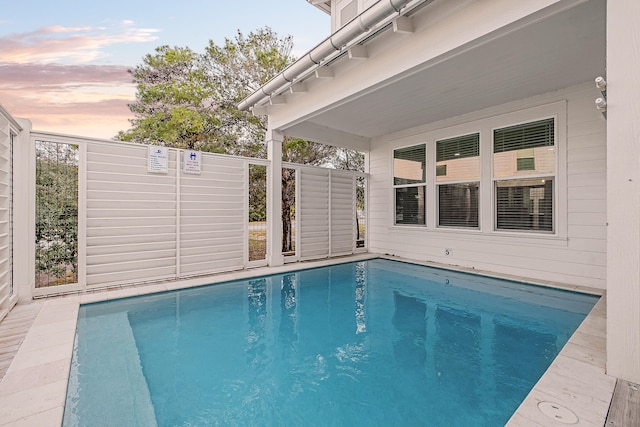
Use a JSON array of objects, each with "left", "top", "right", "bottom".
[
  {"left": 606, "top": 0, "right": 640, "bottom": 384},
  {"left": 367, "top": 82, "right": 607, "bottom": 289},
  {"left": 0, "top": 108, "right": 17, "bottom": 318},
  {"left": 331, "top": 0, "right": 378, "bottom": 32}
]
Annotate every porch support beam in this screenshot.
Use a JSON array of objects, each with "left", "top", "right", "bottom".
[
  {"left": 266, "top": 128, "right": 285, "bottom": 267},
  {"left": 606, "top": 0, "right": 640, "bottom": 384},
  {"left": 13, "top": 119, "right": 34, "bottom": 302},
  {"left": 283, "top": 121, "right": 370, "bottom": 152}
]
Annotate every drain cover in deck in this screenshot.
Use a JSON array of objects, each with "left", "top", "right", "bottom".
[{"left": 537, "top": 401, "right": 579, "bottom": 424}]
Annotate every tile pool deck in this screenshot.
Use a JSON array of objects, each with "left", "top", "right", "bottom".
[{"left": 0, "top": 254, "right": 615, "bottom": 426}]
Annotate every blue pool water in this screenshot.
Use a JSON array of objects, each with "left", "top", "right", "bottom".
[{"left": 63, "top": 259, "right": 598, "bottom": 426}]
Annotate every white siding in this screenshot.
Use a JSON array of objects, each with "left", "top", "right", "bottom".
[
  {"left": 179, "top": 154, "right": 245, "bottom": 276},
  {"left": 368, "top": 83, "right": 607, "bottom": 289},
  {"left": 0, "top": 114, "right": 11, "bottom": 312},
  {"left": 606, "top": 0, "right": 640, "bottom": 383}
]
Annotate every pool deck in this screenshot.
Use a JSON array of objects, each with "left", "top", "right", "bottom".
[{"left": 0, "top": 254, "right": 622, "bottom": 426}]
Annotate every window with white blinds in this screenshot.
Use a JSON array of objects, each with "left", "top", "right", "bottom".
[
  {"left": 493, "top": 118, "right": 555, "bottom": 232},
  {"left": 393, "top": 144, "right": 426, "bottom": 225},
  {"left": 436, "top": 133, "right": 480, "bottom": 228}
]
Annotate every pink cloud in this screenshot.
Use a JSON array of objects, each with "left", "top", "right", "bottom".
[
  {"left": 0, "top": 24, "right": 160, "bottom": 138},
  {"left": 0, "top": 64, "right": 135, "bottom": 138},
  {"left": 0, "top": 24, "right": 159, "bottom": 64},
  {"left": 0, "top": 62, "right": 132, "bottom": 87}
]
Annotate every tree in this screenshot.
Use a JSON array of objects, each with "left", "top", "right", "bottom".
[
  {"left": 117, "top": 27, "right": 295, "bottom": 156},
  {"left": 35, "top": 141, "right": 79, "bottom": 287},
  {"left": 117, "top": 46, "right": 225, "bottom": 152},
  {"left": 118, "top": 27, "right": 363, "bottom": 253},
  {"left": 204, "top": 27, "right": 295, "bottom": 157},
  {"left": 281, "top": 138, "right": 339, "bottom": 252}
]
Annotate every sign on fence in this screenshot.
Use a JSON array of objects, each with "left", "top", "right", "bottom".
[
  {"left": 183, "top": 150, "right": 202, "bottom": 175},
  {"left": 148, "top": 145, "right": 168, "bottom": 173}
]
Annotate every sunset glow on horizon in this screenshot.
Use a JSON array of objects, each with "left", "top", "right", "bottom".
[{"left": 0, "top": 1, "right": 329, "bottom": 139}]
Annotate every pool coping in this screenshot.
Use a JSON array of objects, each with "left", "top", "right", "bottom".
[{"left": 0, "top": 254, "right": 614, "bottom": 426}]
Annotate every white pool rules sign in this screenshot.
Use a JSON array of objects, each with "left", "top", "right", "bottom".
[
  {"left": 183, "top": 150, "right": 202, "bottom": 175},
  {"left": 147, "top": 145, "right": 169, "bottom": 174}
]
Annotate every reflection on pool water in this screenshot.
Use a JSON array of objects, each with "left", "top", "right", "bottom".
[{"left": 63, "top": 259, "right": 598, "bottom": 426}]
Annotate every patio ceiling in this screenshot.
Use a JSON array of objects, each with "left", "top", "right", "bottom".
[{"left": 282, "top": 0, "right": 606, "bottom": 146}]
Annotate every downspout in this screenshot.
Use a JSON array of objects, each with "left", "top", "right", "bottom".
[{"left": 237, "top": 0, "right": 422, "bottom": 111}]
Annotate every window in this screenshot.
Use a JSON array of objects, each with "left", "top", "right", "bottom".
[
  {"left": 388, "top": 104, "right": 564, "bottom": 236},
  {"left": 340, "top": 0, "right": 358, "bottom": 27},
  {"left": 493, "top": 118, "right": 555, "bottom": 232},
  {"left": 516, "top": 157, "right": 535, "bottom": 171},
  {"left": 436, "top": 133, "right": 480, "bottom": 228},
  {"left": 394, "top": 144, "right": 426, "bottom": 225}
]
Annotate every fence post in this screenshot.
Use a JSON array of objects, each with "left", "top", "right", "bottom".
[
  {"left": 13, "top": 120, "right": 34, "bottom": 302},
  {"left": 266, "top": 129, "right": 284, "bottom": 266}
]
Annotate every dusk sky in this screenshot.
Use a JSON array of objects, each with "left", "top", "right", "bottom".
[{"left": 0, "top": 1, "right": 329, "bottom": 138}]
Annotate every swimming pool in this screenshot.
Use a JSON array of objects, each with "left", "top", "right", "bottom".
[{"left": 63, "top": 259, "right": 598, "bottom": 426}]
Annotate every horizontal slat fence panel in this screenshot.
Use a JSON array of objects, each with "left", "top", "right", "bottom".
[
  {"left": 331, "top": 172, "right": 356, "bottom": 256},
  {"left": 178, "top": 154, "right": 246, "bottom": 277},
  {"left": 297, "top": 168, "right": 363, "bottom": 261},
  {"left": 0, "top": 114, "right": 11, "bottom": 310},
  {"left": 85, "top": 143, "right": 178, "bottom": 286},
  {"left": 299, "top": 168, "right": 330, "bottom": 260},
  {"left": 32, "top": 135, "right": 366, "bottom": 294}
]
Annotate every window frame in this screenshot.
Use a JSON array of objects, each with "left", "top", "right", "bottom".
[
  {"left": 491, "top": 115, "right": 559, "bottom": 235},
  {"left": 388, "top": 101, "right": 567, "bottom": 240},
  {"left": 392, "top": 143, "right": 427, "bottom": 226},
  {"left": 434, "top": 132, "right": 481, "bottom": 230}
]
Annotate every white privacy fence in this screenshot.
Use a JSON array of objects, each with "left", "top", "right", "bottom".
[
  {"left": 0, "top": 111, "right": 13, "bottom": 315},
  {"left": 294, "top": 166, "right": 361, "bottom": 261},
  {"left": 31, "top": 134, "right": 367, "bottom": 297},
  {"left": 85, "top": 142, "right": 251, "bottom": 287}
]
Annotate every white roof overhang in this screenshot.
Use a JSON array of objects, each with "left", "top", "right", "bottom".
[
  {"left": 307, "top": 0, "right": 331, "bottom": 15},
  {"left": 262, "top": 0, "right": 605, "bottom": 151}
]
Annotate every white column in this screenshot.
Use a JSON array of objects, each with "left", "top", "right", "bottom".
[
  {"left": 266, "top": 128, "right": 284, "bottom": 266},
  {"left": 606, "top": 0, "right": 640, "bottom": 383},
  {"left": 13, "top": 119, "right": 34, "bottom": 302}
]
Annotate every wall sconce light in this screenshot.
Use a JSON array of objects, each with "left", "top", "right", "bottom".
[
  {"left": 595, "top": 97, "right": 607, "bottom": 119},
  {"left": 595, "top": 76, "right": 607, "bottom": 95},
  {"left": 595, "top": 76, "right": 607, "bottom": 119}
]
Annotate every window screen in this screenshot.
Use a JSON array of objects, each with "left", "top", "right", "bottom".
[
  {"left": 394, "top": 145, "right": 425, "bottom": 185},
  {"left": 438, "top": 183, "right": 479, "bottom": 228},
  {"left": 436, "top": 134, "right": 480, "bottom": 228},
  {"left": 437, "top": 133, "right": 480, "bottom": 161},
  {"left": 395, "top": 186, "right": 425, "bottom": 225},
  {"left": 494, "top": 119, "right": 554, "bottom": 153},
  {"left": 394, "top": 144, "right": 426, "bottom": 226},
  {"left": 493, "top": 118, "right": 555, "bottom": 233},
  {"left": 493, "top": 118, "right": 555, "bottom": 178},
  {"left": 496, "top": 178, "right": 553, "bottom": 232},
  {"left": 436, "top": 133, "right": 480, "bottom": 183}
]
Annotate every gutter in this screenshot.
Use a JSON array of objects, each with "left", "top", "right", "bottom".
[{"left": 238, "top": 0, "right": 431, "bottom": 112}]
